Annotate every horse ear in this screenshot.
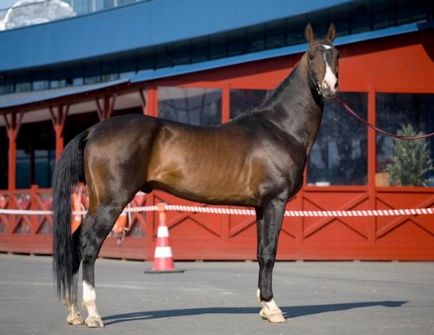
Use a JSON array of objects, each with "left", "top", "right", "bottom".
[
  {"left": 326, "top": 23, "right": 336, "bottom": 42},
  {"left": 304, "top": 23, "right": 314, "bottom": 43}
]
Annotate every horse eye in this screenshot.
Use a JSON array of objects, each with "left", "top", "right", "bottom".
[{"left": 309, "top": 53, "right": 314, "bottom": 60}]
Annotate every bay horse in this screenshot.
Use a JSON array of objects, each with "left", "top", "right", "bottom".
[{"left": 52, "top": 23, "right": 339, "bottom": 327}]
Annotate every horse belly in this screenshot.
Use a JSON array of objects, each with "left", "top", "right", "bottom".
[
  {"left": 181, "top": 166, "right": 258, "bottom": 205},
  {"left": 148, "top": 148, "right": 260, "bottom": 206}
]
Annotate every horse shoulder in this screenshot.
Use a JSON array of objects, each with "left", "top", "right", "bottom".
[{"left": 243, "top": 119, "right": 306, "bottom": 200}]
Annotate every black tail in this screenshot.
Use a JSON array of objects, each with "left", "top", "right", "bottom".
[{"left": 52, "top": 130, "right": 88, "bottom": 298}]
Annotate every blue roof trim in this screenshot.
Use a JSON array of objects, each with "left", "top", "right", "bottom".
[
  {"left": 0, "top": 79, "right": 128, "bottom": 110},
  {"left": 130, "top": 22, "right": 429, "bottom": 83}
]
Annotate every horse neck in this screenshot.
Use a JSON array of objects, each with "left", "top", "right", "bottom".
[{"left": 258, "top": 54, "right": 324, "bottom": 154}]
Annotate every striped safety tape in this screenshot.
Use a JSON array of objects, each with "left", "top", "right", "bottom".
[{"left": 0, "top": 206, "right": 433, "bottom": 217}]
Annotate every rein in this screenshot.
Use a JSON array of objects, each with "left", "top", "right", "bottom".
[{"left": 334, "top": 96, "right": 434, "bottom": 141}]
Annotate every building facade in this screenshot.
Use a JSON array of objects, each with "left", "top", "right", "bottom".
[{"left": 0, "top": 0, "right": 433, "bottom": 260}]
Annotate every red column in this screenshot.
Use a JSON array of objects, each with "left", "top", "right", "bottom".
[
  {"left": 222, "top": 84, "right": 230, "bottom": 123},
  {"left": 49, "top": 105, "right": 69, "bottom": 161},
  {"left": 146, "top": 86, "right": 158, "bottom": 117},
  {"left": 367, "top": 86, "right": 377, "bottom": 243},
  {"left": 8, "top": 129, "right": 16, "bottom": 192},
  {"left": 29, "top": 184, "right": 38, "bottom": 234},
  {"left": 139, "top": 88, "right": 147, "bottom": 115},
  {"left": 95, "top": 95, "right": 117, "bottom": 120},
  {"left": 55, "top": 129, "right": 64, "bottom": 160},
  {"left": 3, "top": 112, "right": 23, "bottom": 193}
]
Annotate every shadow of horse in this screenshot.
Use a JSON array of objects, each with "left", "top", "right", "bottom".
[{"left": 103, "top": 300, "right": 406, "bottom": 326}]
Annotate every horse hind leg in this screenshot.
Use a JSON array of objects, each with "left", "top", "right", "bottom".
[
  {"left": 64, "top": 229, "right": 84, "bottom": 325},
  {"left": 80, "top": 202, "right": 125, "bottom": 328},
  {"left": 64, "top": 273, "right": 83, "bottom": 325}
]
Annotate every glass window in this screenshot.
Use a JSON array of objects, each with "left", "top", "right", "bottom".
[
  {"left": 16, "top": 150, "right": 31, "bottom": 189},
  {"left": 372, "top": 0, "right": 395, "bottom": 29},
  {"left": 350, "top": 2, "right": 371, "bottom": 34},
  {"left": 119, "top": 71, "right": 135, "bottom": 80},
  {"left": 84, "top": 76, "right": 101, "bottom": 85},
  {"left": 50, "top": 80, "right": 66, "bottom": 89},
  {"left": 16, "top": 121, "right": 55, "bottom": 188},
  {"left": 34, "top": 150, "right": 55, "bottom": 188},
  {"left": 16, "top": 149, "right": 55, "bottom": 188},
  {"left": 158, "top": 87, "right": 222, "bottom": 126},
  {"left": 308, "top": 93, "right": 368, "bottom": 186},
  {"left": 230, "top": 89, "right": 268, "bottom": 120},
  {"left": 73, "top": 77, "right": 84, "bottom": 86},
  {"left": 0, "top": 83, "right": 15, "bottom": 95},
  {"left": 16, "top": 82, "right": 31, "bottom": 93},
  {"left": 396, "top": 0, "right": 427, "bottom": 25},
  {"left": 101, "top": 73, "right": 119, "bottom": 82},
  {"left": 32, "top": 81, "right": 49, "bottom": 91},
  {"left": 376, "top": 93, "right": 434, "bottom": 187}
]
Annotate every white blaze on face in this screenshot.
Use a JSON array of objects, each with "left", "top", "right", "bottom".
[{"left": 320, "top": 44, "right": 337, "bottom": 94}]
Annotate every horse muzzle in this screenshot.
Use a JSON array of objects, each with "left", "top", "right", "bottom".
[{"left": 319, "top": 81, "right": 338, "bottom": 99}]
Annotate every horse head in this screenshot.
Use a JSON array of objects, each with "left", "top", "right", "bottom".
[{"left": 305, "top": 23, "right": 339, "bottom": 99}]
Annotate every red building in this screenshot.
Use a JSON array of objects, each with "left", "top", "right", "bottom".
[{"left": 0, "top": 0, "right": 433, "bottom": 260}]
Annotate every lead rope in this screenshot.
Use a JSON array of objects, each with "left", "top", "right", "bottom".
[{"left": 334, "top": 96, "right": 434, "bottom": 141}]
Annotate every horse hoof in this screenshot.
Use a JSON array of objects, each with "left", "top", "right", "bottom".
[
  {"left": 85, "top": 316, "right": 104, "bottom": 328},
  {"left": 259, "top": 308, "right": 286, "bottom": 323},
  {"left": 67, "top": 313, "right": 84, "bottom": 326},
  {"left": 259, "top": 299, "right": 286, "bottom": 323},
  {"left": 261, "top": 311, "right": 286, "bottom": 323}
]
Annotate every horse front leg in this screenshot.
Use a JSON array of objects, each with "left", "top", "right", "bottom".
[{"left": 256, "top": 196, "right": 287, "bottom": 323}]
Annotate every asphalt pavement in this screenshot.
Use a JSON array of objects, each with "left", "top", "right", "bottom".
[{"left": 0, "top": 254, "right": 433, "bottom": 335}]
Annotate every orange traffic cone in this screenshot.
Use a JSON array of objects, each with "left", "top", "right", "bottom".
[
  {"left": 0, "top": 195, "right": 7, "bottom": 209},
  {"left": 146, "top": 203, "right": 184, "bottom": 274}
]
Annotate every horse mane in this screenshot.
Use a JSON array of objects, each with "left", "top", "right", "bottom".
[{"left": 231, "top": 56, "right": 305, "bottom": 121}]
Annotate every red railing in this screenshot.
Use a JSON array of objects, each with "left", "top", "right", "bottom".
[{"left": 0, "top": 185, "right": 433, "bottom": 260}]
